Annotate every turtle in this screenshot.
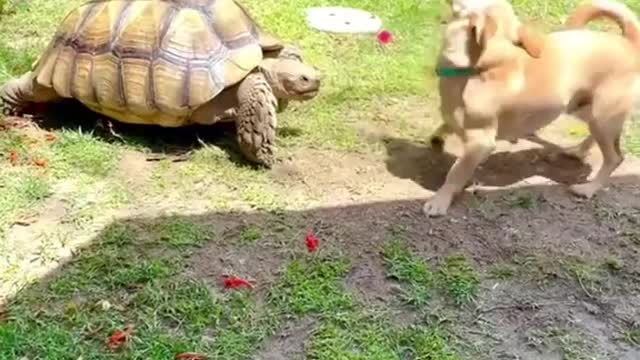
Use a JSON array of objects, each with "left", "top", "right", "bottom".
[{"left": 0, "top": 0, "right": 321, "bottom": 167}]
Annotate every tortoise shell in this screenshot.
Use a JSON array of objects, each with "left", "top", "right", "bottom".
[{"left": 32, "top": 0, "right": 281, "bottom": 126}]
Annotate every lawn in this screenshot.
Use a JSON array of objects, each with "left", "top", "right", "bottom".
[{"left": 1, "top": 0, "right": 640, "bottom": 359}]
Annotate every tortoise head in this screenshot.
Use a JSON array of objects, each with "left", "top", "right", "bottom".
[{"left": 260, "top": 46, "right": 321, "bottom": 101}]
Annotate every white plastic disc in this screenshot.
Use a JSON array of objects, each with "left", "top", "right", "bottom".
[{"left": 305, "top": 6, "right": 382, "bottom": 34}]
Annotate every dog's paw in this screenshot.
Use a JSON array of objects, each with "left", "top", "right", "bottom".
[
  {"left": 423, "top": 196, "right": 451, "bottom": 217},
  {"left": 568, "top": 183, "right": 598, "bottom": 199}
]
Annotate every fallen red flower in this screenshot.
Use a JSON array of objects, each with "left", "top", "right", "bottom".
[
  {"left": 9, "top": 150, "right": 18, "bottom": 166},
  {"left": 175, "top": 353, "right": 208, "bottom": 360},
  {"left": 106, "top": 324, "right": 134, "bottom": 350},
  {"left": 223, "top": 276, "right": 254, "bottom": 289},
  {"left": 305, "top": 229, "right": 320, "bottom": 253},
  {"left": 33, "top": 159, "right": 48, "bottom": 167},
  {"left": 45, "top": 133, "right": 57, "bottom": 142},
  {"left": 377, "top": 29, "right": 394, "bottom": 45}
]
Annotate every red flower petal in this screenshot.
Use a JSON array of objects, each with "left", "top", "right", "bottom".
[
  {"left": 377, "top": 30, "right": 394, "bottom": 45},
  {"left": 223, "top": 276, "right": 254, "bottom": 289},
  {"left": 107, "top": 324, "right": 134, "bottom": 350},
  {"left": 305, "top": 229, "right": 320, "bottom": 253},
  {"left": 45, "top": 133, "right": 57, "bottom": 142},
  {"left": 33, "top": 159, "right": 48, "bottom": 167}
]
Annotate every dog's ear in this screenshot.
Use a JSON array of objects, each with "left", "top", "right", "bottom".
[
  {"left": 515, "top": 25, "right": 545, "bottom": 58},
  {"left": 468, "top": 12, "right": 498, "bottom": 50}
]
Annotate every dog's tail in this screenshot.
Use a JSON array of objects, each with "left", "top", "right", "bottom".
[{"left": 566, "top": 0, "right": 640, "bottom": 50}]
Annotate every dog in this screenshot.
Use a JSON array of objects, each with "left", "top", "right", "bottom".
[
  {"left": 431, "top": 0, "right": 546, "bottom": 153},
  {"left": 424, "top": 0, "right": 640, "bottom": 217}
]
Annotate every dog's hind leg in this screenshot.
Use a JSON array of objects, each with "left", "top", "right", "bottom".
[
  {"left": 569, "top": 119, "right": 624, "bottom": 198},
  {"left": 568, "top": 89, "right": 629, "bottom": 198},
  {"left": 423, "top": 126, "right": 497, "bottom": 217}
]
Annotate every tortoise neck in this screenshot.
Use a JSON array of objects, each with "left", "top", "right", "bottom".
[{"left": 259, "top": 62, "right": 286, "bottom": 99}]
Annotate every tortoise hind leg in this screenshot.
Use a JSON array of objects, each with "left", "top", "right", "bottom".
[
  {"left": 0, "top": 71, "right": 60, "bottom": 115},
  {"left": 234, "top": 72, "right": 278, "bottom": 167}
]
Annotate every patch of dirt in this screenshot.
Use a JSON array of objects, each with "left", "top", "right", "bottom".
[
  {"left": 270, "top": 148, "right": 427, "bottom": 208},
  {"left": 186, "top": 242, "right": 289, "bottom": 295},
  {"left": 344, "top": 260, "right": 422, "bottom": 327},
  {"left": 1, "top": 179, "right": 76, "bottom": 300},
  {"left": 345, "top": 260, "right": 397, "bottom": 306},
  {"left": 252, "top": 317, "right": 316, "bottom": 360},
  {"left": 470, "top": 279, "right": 636, "bottom": 359},
  {"left": 114, "top": 150, "right": 155, "bottom": 190},
  {"left": 184, "top": 215, "right": 302, "bottom": 296}
]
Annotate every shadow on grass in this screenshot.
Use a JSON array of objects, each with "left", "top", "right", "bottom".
[
  {"left": 1, "top": 174, "right": 640, "bottom": 359},
  {"left": 20, "top": 99, "right": 306, "bottom": 166}
]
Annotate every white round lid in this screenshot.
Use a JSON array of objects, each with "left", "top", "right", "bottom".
[{"left": 305, "top": 6, "right": 383, "bottom": 34}]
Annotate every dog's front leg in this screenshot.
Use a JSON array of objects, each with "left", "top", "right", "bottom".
[{"left": 423, "top": 126, "right": 497, "bottom": 217}]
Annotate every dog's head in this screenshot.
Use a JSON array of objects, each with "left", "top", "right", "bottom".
[
  {"left": 440, "top": 0, "right": 510, "bottom": 66},
  {"left": 465, "top": 4, "right": 545, "bottom": 60}
]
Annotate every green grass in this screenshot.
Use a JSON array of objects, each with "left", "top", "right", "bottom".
[
  {"left": 0, "top": 170, "right": 50, "bottom": 228},
  {"left": 157, "top": 219, "right": 211, "bottom": 248},
  {"left": 622, "top": 327, "right": 640, "bottom": 347},
  {"left": 239, "top": 225, "right": 262, "bottom": 245},
  {"left": 437, "top": 255, "right": 481, "bottom": 306},
  {"left": 306, "top": 312, "right": 461, "bottom": 360},
  {"left": 382, "top": 240, "right": 435, "bottom": 307},
  {"left": 502, "top": 190, "right": 545, "bottom": 210},
  {"left": 487, "top": 264, "right": 516, "bottom": 280},
  {"left": 268, "top": 255, "right": 354, "bottom": 315},
  {"left": 0, "top": 129, "right": 50, "bottom": 234},
  {"left": 0, "top": 127, "right": 125, "bottom": 240},
  {"left": 50, "top": 129, "right": 120, "bottom": 178},
  {"left": 381, "top": 236, "right": 483, "bottom": 309},
  {"left": 2, "top": 0, "right": 640, "bottom": 358}
]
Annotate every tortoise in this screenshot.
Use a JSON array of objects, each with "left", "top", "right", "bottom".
[{"left": 0, "top": 0, "right": 321, "bottom": 167}]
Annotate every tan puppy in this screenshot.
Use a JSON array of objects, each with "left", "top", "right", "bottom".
[
  {"left": 424, "top": 0, "right": 640, "bottom": 217},
  {"left": 430, "top": 0, "right": 544, "bottom": 153}
]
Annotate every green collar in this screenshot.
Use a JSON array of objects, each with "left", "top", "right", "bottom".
[{"left": 435, "top": 66, "right": 478, "bottom": 78}]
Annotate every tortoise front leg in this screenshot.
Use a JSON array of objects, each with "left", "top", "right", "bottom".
[
  {"left": 235, "top": 72, "right": 278, "bottom": 167},
  {"left": 0, "top": 71, "right": 60, "bottom": 114}
]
